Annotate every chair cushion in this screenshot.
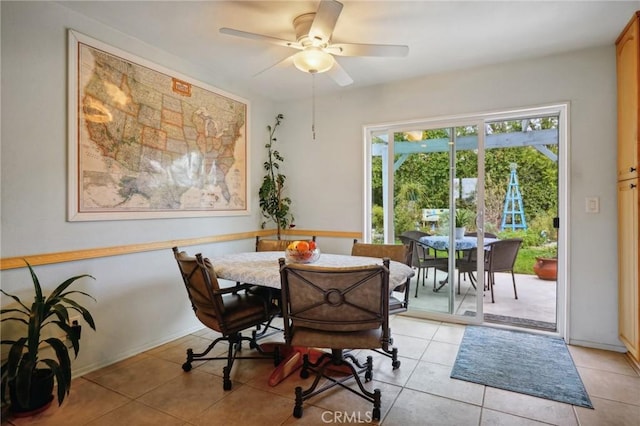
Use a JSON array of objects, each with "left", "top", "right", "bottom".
[
  {"left": 290, "top": 326, "right": 383, "bottom": 349},
  {"left": 196, "top": 293, "right": 268, "bottom": 334}
]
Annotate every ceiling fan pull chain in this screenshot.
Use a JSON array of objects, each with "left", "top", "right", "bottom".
[{"left": 312, "top": 72, "right": 316, "bottom": 140}]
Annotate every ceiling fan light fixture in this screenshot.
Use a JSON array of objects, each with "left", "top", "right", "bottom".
[{"left": 293, "top": 47, "right": 335, "bottom": 74}]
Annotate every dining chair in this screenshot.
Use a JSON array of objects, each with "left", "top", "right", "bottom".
[
  {"left": 351, "top": 239, "right": 410, "bottom": 368},
  {"left": 255, "top": 235, "right": 316, "bottom": 251},
  {"left": 172, "top": 247, "right": 279, "bottom": 390},
  {"left": 250, "top": 236, "right": 317, "bottom": 339},
  {"left": 278, "top": 258, "right": 391, "bottom": 421}
]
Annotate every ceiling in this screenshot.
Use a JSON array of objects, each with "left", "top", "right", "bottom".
[{"left": 59, "top": 1, "right": 640, "bottom": 102}]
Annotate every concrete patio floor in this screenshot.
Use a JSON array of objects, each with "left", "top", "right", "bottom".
[{"left": 405, "top": 268, "right": 557, "bottom": 330}]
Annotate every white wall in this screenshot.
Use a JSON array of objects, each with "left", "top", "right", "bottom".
[
  {"left": 0, "top": 1, "right": 625, "bottom": 380},
  {"left": 0, "top": 1, "right": 276, "bottom": 375},
  {"left": 276, "top": 47, "right": 622, "bottom": 351}
]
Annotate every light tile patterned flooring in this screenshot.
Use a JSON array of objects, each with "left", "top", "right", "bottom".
[{"left": 3, "top": 316, "right": 639, "bottom": 425}]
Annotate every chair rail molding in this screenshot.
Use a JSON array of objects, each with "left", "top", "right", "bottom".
[{"left": 0, "top": 229, "right": 361, "bottom": 270}]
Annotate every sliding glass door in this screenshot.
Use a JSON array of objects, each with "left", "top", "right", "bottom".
[
  {"left": 364, "top": 105, "right": 565, "bottom": 332},
  {"left": 366, "top": 120, "right": 485, "bottom": 321}
]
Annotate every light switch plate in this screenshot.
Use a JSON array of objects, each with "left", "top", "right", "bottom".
[{"left": 585, "top": 197, "right": 599, "bottom": 213}]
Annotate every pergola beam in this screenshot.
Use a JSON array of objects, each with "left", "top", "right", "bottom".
[{"left": 372, "top": 128, "right": 559, "bottom": 169}]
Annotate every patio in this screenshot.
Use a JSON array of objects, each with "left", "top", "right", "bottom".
[{"left": 405, "top": 268, "right": 557, "bottom": 331}]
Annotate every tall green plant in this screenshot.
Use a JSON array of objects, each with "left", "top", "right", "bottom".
[
  {"left": 1, "top": 262, "right": 96, "bottom": 408},
  {"left": 259, "top": 114, "right": 294, "bottom": 238}
]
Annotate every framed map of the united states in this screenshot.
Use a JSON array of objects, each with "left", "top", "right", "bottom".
[{"left": 68, "top": 30, "right": 249, "bottom": 221}]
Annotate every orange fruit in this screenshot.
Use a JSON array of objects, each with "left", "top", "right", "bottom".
[{"left": 296, "top": 241, "right": 309, "bottom": 252}]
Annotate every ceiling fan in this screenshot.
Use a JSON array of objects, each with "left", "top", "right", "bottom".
[{"left": 219, "top": 0, "right": 409, "bottom": 86}]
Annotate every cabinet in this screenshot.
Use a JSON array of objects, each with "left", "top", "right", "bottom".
[
  {"left": 616, "top": 11, "right": 640, "bottom": 368},
  {"left": 618, "top": 179, "right": 638, "bottom": 361}
]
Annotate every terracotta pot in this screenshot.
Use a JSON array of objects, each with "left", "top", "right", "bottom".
[{"left": 533, "top": 257, "right": 557, "bottom": 281}]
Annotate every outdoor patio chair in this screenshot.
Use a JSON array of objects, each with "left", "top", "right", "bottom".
[
  {"left": 484, "top": 238, "right": 523, "bottom": 303},
  {"left": 399, "top": 231, "right": 448, "bottom": 296},
  {"left": 457, "top": 231, "right": 499, "bottom": 291}
]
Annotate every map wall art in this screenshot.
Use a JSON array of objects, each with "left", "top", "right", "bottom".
[{"left": 68, "top": 30, "right": 249, "bottom": 221}]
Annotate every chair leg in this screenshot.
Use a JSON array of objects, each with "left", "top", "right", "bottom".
[
  {"left": 293, "top": 350, "right": 382, "bottom": 420},
  {"left": 490, "top": 272, "right": 495, "bottom": 303},
  {"left": 223, "top": 343, "right": 234, "bottom": 390},
  {"left": 293, "top": 387, "right": 304, "bottom": 418},
  {"left": 468, "top": 271, "right": 477, "bottom": 289},
  {"left": 182, "top": 335, "right": 227, "bottom": 372},
  {"left": 183, "top": 331, "right": 278, "bottom": 391},
  {"left": 371, "top": 345, "right": 400, "bottom": 369},
  {"left": 251, "top": 311, "right": 283, "bottom": 341},
  {"left": 511, "top": 271, "right": 518, "bottom": 299}
]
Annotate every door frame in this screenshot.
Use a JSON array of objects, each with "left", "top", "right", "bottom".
[{"left": 363, "top": 102, "right": 569, "bottom": 339}]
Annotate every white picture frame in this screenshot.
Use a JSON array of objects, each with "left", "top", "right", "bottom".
[{"left": 68, "top": 30, "right": 249, "bottom": 221}]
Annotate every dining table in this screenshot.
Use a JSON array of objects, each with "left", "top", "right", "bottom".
[
  {"left": 209, "top": 251, "right": 415, "bottom": 290},
  {"left": 208, "top": 250, "right": 415, "bottom": 387}
]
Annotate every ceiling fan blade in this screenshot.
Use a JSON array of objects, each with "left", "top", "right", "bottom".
[
  {"left": 329, "top": 43, "right": 409, "bottom": 57},
  {"left": 326, "top": 60, "right": 353, "bottom": 87},
  {"left": 309, "top": 0, "right": 343, "bottom": 44},
  {"left": 219, "top": 27, "right": 302, "bottom": 50},
  {"left": 253, "top": 55, "right": 295, "bottom": 77}
]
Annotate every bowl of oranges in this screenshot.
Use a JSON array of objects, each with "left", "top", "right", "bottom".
[{"left": 285, "top": 240, "right": 320, "bottom": 264}]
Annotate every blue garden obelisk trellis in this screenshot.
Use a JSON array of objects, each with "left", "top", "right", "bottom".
[{"left": 501, "top": 163, "right": 527, "bottom": 231}]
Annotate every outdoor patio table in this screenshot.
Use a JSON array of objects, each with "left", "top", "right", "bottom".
[
  {"left": 418, "top": 235, "right": 498, "bottom": 251},
  {"left": 418, "top": 235, "right": 498, "bottom": 291}
]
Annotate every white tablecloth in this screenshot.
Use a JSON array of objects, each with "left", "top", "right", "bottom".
[{"left": 210, "top": 251, "right": 415, "bottom": 290}]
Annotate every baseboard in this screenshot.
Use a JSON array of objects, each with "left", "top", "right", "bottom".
[
  {"left": 625, "top": 352, "right": 640, "bottom": 374},
  {"left": 72, "top": 324, "right": 204, "bottom": 378},
  {"left": 567, "top": 338, "right": 628, "bottom": 353}
]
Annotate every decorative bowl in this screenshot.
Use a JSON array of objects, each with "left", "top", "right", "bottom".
[{"left": 285, "top": 248, "right": 321, "bottom": 264}]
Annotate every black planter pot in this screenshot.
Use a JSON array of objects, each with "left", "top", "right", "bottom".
[{"left": 9, "top": 368, "right": 55, "bottom": 416}]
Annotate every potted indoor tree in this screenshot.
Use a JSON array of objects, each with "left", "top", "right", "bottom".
[
  {"left": 1, "top": 261, "right": 96, "bottom": 416},
  {"left": 259, "top": 113, "right": 294, "bottom": 239}
]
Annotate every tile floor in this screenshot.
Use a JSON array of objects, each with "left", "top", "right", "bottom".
[{"left": 2, "top": 316, "right": 639, "bottom": 425}]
